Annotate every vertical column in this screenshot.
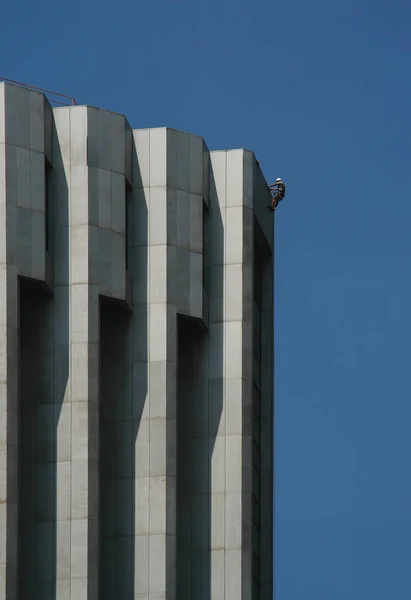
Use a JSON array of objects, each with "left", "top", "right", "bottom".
[
  {"left": 52, "top": 106, "right": 72, "bottom": 600},
  {"left": 148, "top": 128, "right": 177, "bottom": 600},
  {"left": 132, "top": 128, "right": 173, "bottom": 598},
  {"left": 11, "top": 85, "right": 54, "bottom": 600},
  {"left": 69, "top": 107, "right": 100, "bottom": 600},
  {"left": 91, "top": 108, "right": 131, "bottom": 599},
  {"left": 259, "top": 254, "right": 274, "bottom": 600},
  {"left": 53, "top": 106, "right": 100, "bottom": 599},
  {"left": 225, "top": 150, "right": 254, "bottom": 600},
  {"left": 0, "top": 83, "right": 22, "bottom": 600},
  {"left": 208, "top": 149, "right": 256, "bottom": 599},
  {"left": 207, "top": 150, "right": 226, "bottom": 600},
  {"left": 255, "top": 168, "right": 274, "bottom": 600},
  {"left": 132, "top": 127, "right": 205, "bottom": 598},
  {"left": 130, "top": 129, "right": 150, "bottom": 598}
]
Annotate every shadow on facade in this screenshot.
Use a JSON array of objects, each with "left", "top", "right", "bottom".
[
  {"left": 18, "top": 127, "right": 71, "bottom": 599},
  {"left": 176, "top": 165, "right": 224, "bottom": 598},
  {"left": 99, "top": 148, "right": 148, "bottom": 598}
]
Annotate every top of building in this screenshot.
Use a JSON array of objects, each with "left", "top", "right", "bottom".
[{"left": 0, "top": 76, "right": 77, "bottom": 107}]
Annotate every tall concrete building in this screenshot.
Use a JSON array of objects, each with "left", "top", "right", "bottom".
[{"left": 0, "top": 81, "right": 274, "bottom": 599}]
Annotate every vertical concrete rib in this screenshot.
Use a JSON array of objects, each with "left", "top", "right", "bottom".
[
  {"left": 52, "top": 105, "right": 98, "bottom": 600},
  {"left": 254, "top": 167, "right": 274, "bottom": 600},
  {"left": 0, "top": 82, "right": 52, "bottom": 600},
  {"left": 132, "top": 128, "right": 206, "bottom": 599},
  {"left": 0, "top": 115, "right": 19, "bottom": 596},
  {"left": 53, "top": 104, "right": 130, "bottom": 599}
]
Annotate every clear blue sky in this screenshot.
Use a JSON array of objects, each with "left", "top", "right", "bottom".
[{"left": 3, "top": 0, "right": 411, "bottom": 597}]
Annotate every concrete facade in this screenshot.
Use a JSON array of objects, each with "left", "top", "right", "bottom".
[{"left": 0, "top": 82, "right": 274, "bottom": 599}]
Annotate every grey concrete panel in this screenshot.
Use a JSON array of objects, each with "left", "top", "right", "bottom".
[
  {"left": 29, "top": 90, "right": 45, "bottom": 154},
  {"left": 166, "top": 129, "right": 177, "bottom": 190},
  {"left": 166, "top": 186, "right": 177, "bottom": 248},
  {"left": 225, "top": 492, "right": 242, "bottom": 549},
  {"left": 189, "top": 250, "right": 202, "bottom": 318},
  {"left": 226, "top": 150, "right": 244, "bottom": 208},
  {"left": 111, "top": 231, "right": 126, "bottom": 298},
  {"left": 135, "top": 536, "right": 149, "bottom": 593},
  {"left": 135, "top": 480, "right": 150, "bottom": 536},
  {"left": 98, "top": 227, "right": 112, "bottom": 292},
  {"left": 174, "top": 247, "right": 189, "bottom": 314},
  {"left": 149, "top": 186, "right": 167, "bottom": 246},
  {"left": 189, "top": 193, "right": 203, "bottom": 253},
  {"left": 149, "top": 303, "right": 167, "bottom": 362},
  {"left": 148, "top": 246, "right": 167, "bottom": 304},
  {"left": 96, "top": 109, "right": 112, "bottom": 172},
  {"left": 110, "top": 112, "right": 126, "bottom": 175},
  {"left": 30, "top": 150, "right": 45, "bottom": 213},
  {"left": 149, "top": 361, "right": 168, "bottom": 419},
  {"left": 69, "top": 106, "right": 88, "bottom": 166},
  {"left": 16, "top": 207, "right": 30, "bottom": 275},
  {"left": 111, "top": 172, "right": 125, "bottom": 233},
  {"left": 149, "top": 534, "right": 166, "bottom": 593},
  {"left": 225, "top": 320, "right": 243, "bottom": 380},
  {"left": 225, "top": 206, "right": 244, "bottom": 265},
  {"left": 0, "top": 85, "right": 4, "bottom": 143},
  {"left": 176, "top": 189, "right": 189, "bottom": 249},
  {"left": 189, "top": 134, "right": 203, "bottom": 196},
  {"left": 16, "top": 146, "right": 31, "bottom": 209},
  {"left": 125, "top": 120, "right": 133, "bottom": 185},
  {"left": 210, "top": 550, "right": 225, "bottom": 599},
  {"left": 149, "top": 128, "right": 167, "bottom": 188},
  {"left": 79, "top": 107, "right": 96, "bottom": 172},
  {"left": 70, "top": 166, "right": 89, "bottom": 226},
  {"left": 243, "top": 150, "right": 255, "bottom": 209},
  {"left": 30, "top": 210, "right": 46, "bottom": 281},
  {"left": 226, "top": 435, "right": 242, "bottom": 493},
  {"left": 225, "top": 264, "right": 243, "bottom": 322},
  {"left": 5, "top": 144, "right": 17, "bottom": 207},
  {"left": 210, "top": 493, "right": 225, "bottom": 550},
  {"left": 176, "top": 131, "right": 190, "bottom": 192},
  {"left": 5, "top": 84, "right": 30, "bottom": 149},
  {"left": 149, "top": 476, "right": 167, "bottom": 534}
]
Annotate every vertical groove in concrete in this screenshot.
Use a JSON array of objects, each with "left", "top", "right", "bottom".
[
  {"left": 99, "top": 299, "right": 132, "bottom": 598},
  {"left": 19, "top": 283, "right": 54, "bottom": 599},
  {"left": 176, "top": 317, "right": 208, "bottom": 598},
  {"left": 258, "top": 246, "right": 274, "bottom": 600}
]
